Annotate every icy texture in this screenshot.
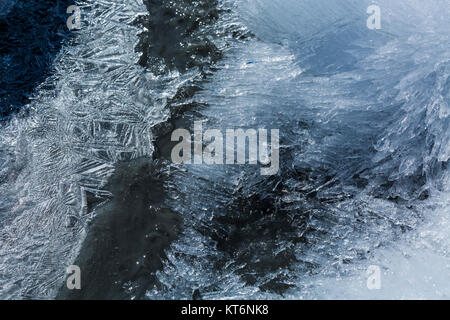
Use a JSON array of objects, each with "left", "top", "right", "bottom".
[
  {"left": 149, "top": 0, "right": 450, "bottom": 299},
  {"left": 0, "top": 0, "right": 449, "bottom": 299},
  {"left": 0, "top": 0, "right": 181, "bottom": 299},
  {"left": 0, "top": 0, "right": 16, "bottom": 17}
]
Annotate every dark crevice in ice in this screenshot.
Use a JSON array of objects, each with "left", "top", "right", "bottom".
[
  {"left": 57, "top": 159, "right": 182, "bottom": 300},
  {"left": 57, "top": 0, "right": 248, "bottom": 300},
  {"left": 137, "top": 0, "right": 223, "bottom": 74}
]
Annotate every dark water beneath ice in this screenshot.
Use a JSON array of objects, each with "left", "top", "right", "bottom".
[{"left": 0, "top": 0, "right": 73, "bottom": 118}]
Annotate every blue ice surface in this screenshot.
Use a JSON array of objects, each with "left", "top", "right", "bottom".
[{"left": 0, "top": 0, "right": 73, "bottom": 118}]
